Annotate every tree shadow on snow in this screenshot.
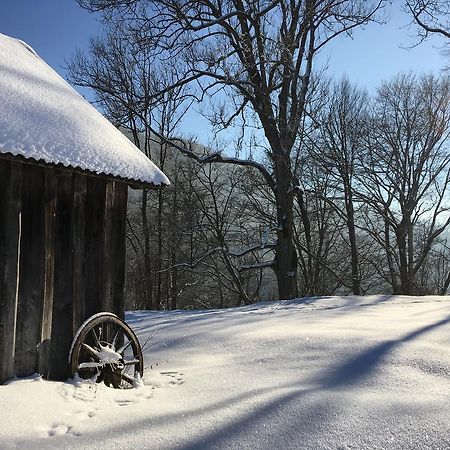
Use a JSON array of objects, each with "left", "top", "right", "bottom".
[
  {"left": 17, "top": 314, "right": 450, "bottom": 449},
  {"left": 174, "top": 313, "right": 450, "bottom": 449},
  {"left": 320, "top": 314, "right": 450, "bottom": 389}
]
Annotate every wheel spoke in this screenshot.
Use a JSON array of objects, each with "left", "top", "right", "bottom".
[
  {"left": 82, "top": 343, "right": 100, "bottom": 360},
  {"left": 121, "top": 373, "right": 135, "bottom": 386},
  {"left": 91, "top": 328, "right": 101, "bottom": 347},
  {"left": 123, "top": 358, "right": 140, "bottom": 366},
  {"left": 111, "top": 329, "right": 120, "bottom": 349},
  {"left": 78, "top": 361, "right": 103, "bottom": 370},
  {"left": 117, "top": 339, "right": 132, "bottom": 354}
]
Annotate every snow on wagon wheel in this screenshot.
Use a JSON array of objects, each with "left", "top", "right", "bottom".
[{"left": 69, "top": 312, "right": 144, "bottom": 389}]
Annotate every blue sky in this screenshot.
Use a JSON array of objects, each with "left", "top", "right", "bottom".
[
  {"left": 0, "top": 1, "right": 99, "bottom": 75},
  {"left": 322, "top": 3, "right": 447, "bottom": 90},
  {"left": 0, "top": 1, "right": 448, "bottom": 142}
]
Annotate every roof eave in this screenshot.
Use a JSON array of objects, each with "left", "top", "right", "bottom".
[{"left": 0, "top": 152, "right": 169, "bottom": 190}]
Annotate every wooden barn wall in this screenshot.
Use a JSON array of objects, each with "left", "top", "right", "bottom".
[
  {"left": 0, "top": 161, "right": 22, "bottom": 383},
  {"left": 0, "top": 159, "right": 129, "bottom": 383},
  {"left": 15, "top": 165, "right": 49, "bottom": 377}
]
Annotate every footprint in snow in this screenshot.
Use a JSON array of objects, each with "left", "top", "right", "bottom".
[
  {"left": 114, "top": 398, "right": 136, "bottom": 407},
  {"left": 160, "top": 371, "right": 184, "bottom": 385},
  {"left": 48, "top": 423, "right": 80, "bottom": 437}
]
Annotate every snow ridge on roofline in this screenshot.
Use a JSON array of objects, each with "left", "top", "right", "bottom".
[{"left": 0, "top": 33, "right": 169, "bottom": 187}]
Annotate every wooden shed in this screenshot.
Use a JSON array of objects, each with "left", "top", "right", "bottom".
[{"left": 0, "top": 33, "right": 169, "bottom": 383}]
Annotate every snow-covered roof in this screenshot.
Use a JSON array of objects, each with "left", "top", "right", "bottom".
[{"left": 0, "top": 33, "right": 169, "bottom": 187}]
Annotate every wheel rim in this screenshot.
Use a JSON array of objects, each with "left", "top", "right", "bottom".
[{"left": 69, "top": 313, "right": 144, "bottom": 389}]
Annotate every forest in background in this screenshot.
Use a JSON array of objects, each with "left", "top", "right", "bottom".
[{"left": 69, "top": 0, "right": 450, "bottom": 309}]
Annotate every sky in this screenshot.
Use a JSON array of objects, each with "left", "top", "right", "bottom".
[
  {"left": 0, "top": 1, "right": 448, "bottom": 142},
  {"left": 0, "top": 0, "right": 100, "bottom": 77},
  {"left": 323, "top": 3, "right": 447, "bottom": 89}
]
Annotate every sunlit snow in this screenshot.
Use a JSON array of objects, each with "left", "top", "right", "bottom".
[
  {"left": 1, "top": 295, "right": 449, "bottom": 449},
  {"left": 0, "top": 33, "right": 169, "bottom": 186}
]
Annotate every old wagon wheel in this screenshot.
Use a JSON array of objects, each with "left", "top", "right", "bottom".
[{"left": 69, "top": 312, "right": 144, "bottom": 389}]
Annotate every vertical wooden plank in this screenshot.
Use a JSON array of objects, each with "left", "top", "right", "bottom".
[
  {"left": 111, "top": 182, "right": 128, "bottom": 319},
  {"left": 0, "top": 160, "right": 22, "bottom": 383},
  {"left": 72, "top": 175, "right": 86, "bottom": 335},
  {"left": 84, "top": 178, "right": 107, "bottom": 319},
  {"left": 103, "top": 181, "right": 115, "bottom": 313},
  {"left": 38, "top": 170, "right": 57, "bottom": 378},
  {"left": 15, "top": 165, "right": 45, "bottom": 377},
  {"left": 49, "top": 173, "right": 74, "bottom": 380}
]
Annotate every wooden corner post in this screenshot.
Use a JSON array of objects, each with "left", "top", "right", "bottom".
[{"left": 0, "top": 161, "right": 22, "bottom": 384}]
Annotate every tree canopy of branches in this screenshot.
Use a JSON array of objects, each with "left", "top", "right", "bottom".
[
  {"left": 405, "top": 0, "right": 450, "bottom": 41},
  {"left": 76, "top": 0, "right": 386, "bottom": 300},
  {"left": 309, "top": 78, "right": 368, "bottom": 295},
  {"left": 359, "top": 73, "right": 450, "bottom": 294}
]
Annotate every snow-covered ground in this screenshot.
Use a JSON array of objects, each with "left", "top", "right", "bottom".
[{"left": 1, "top": 295, "right": 450, "bottom": 449}]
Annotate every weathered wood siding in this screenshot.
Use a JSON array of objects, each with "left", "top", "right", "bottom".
[
  {"left": 0, "top": 161, "right": 22, "bottom": 383},
  {"left": 15, "top": 165, "right": 46, "bottom": 377},
  {"left": 39, "top": 173, "right": 57, "bottom": 378},
  {"left": 0, "top": 158, "right": 129, "bottom": 383},
  {"left": 49, "top": 173, "right": 75, "bottom": 380},
  {"left": 111, "top": 183, "right": 128, "bottom": 319}
]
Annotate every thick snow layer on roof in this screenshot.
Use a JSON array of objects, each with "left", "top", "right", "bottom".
[{"left": 0, "top": 33, "right": 169, "bottom": 186}]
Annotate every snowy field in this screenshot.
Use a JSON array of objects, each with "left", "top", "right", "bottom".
[{"left": 1, "top": 295, "right": 450, "bottom": 449}]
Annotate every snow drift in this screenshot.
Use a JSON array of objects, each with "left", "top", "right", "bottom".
[{"left": 1, "top": 295, "right": 449, "bottom": 449}]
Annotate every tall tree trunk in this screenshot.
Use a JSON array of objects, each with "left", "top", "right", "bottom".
[
  {"left": 274, "top": 166, "right": 298, "bottom": 299},
  {"left": 169, "top": 265, "right": 178, "bottom": 311},
  {"left": 384, "top": 215, "right": 400, "bottom": 294},
  {"left": 141, "top": 189, "right": 154, "bottom": 309},
  {"left": 215, "top": 260, "right": 225, "bottom": 309},
  {"left": 441, "top": 269, "right": 450, "bottom": 295},
  {"left": 344, "top": 187, "right": 361, "bottom": 295},
  {"left": 274, "top": 232, "right": 298, "bottom": 299},
  {"left": 396, "top": 218, "right": 413, "bottom": 295},
  {"left": 155, "top": 188, "right": 163, "bottom": 310},
  {"left": 407, "top": 216, "right": 415, "bottom": 293}
]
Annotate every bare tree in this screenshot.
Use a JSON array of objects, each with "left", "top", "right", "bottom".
[
  {"left": 191, "top": 164, "right": 265, "bottom": 305},
  {"left": 358, "top": 73, "right": 450, "bottom": 294},
  {"left": 145, "top": 160, "right": 270, "bottom": 308},
  {"left": 294, "top": 163, "right": 350, "bottom": 296},
  {"left": 76, "top": 0, "right": 386, "bottom": 299},
  {"left": 308, "top": 78, "right": 368, "bottom": 294},
  {"left": 405, "top": 0, "right": 450, "bottom": 41}
]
